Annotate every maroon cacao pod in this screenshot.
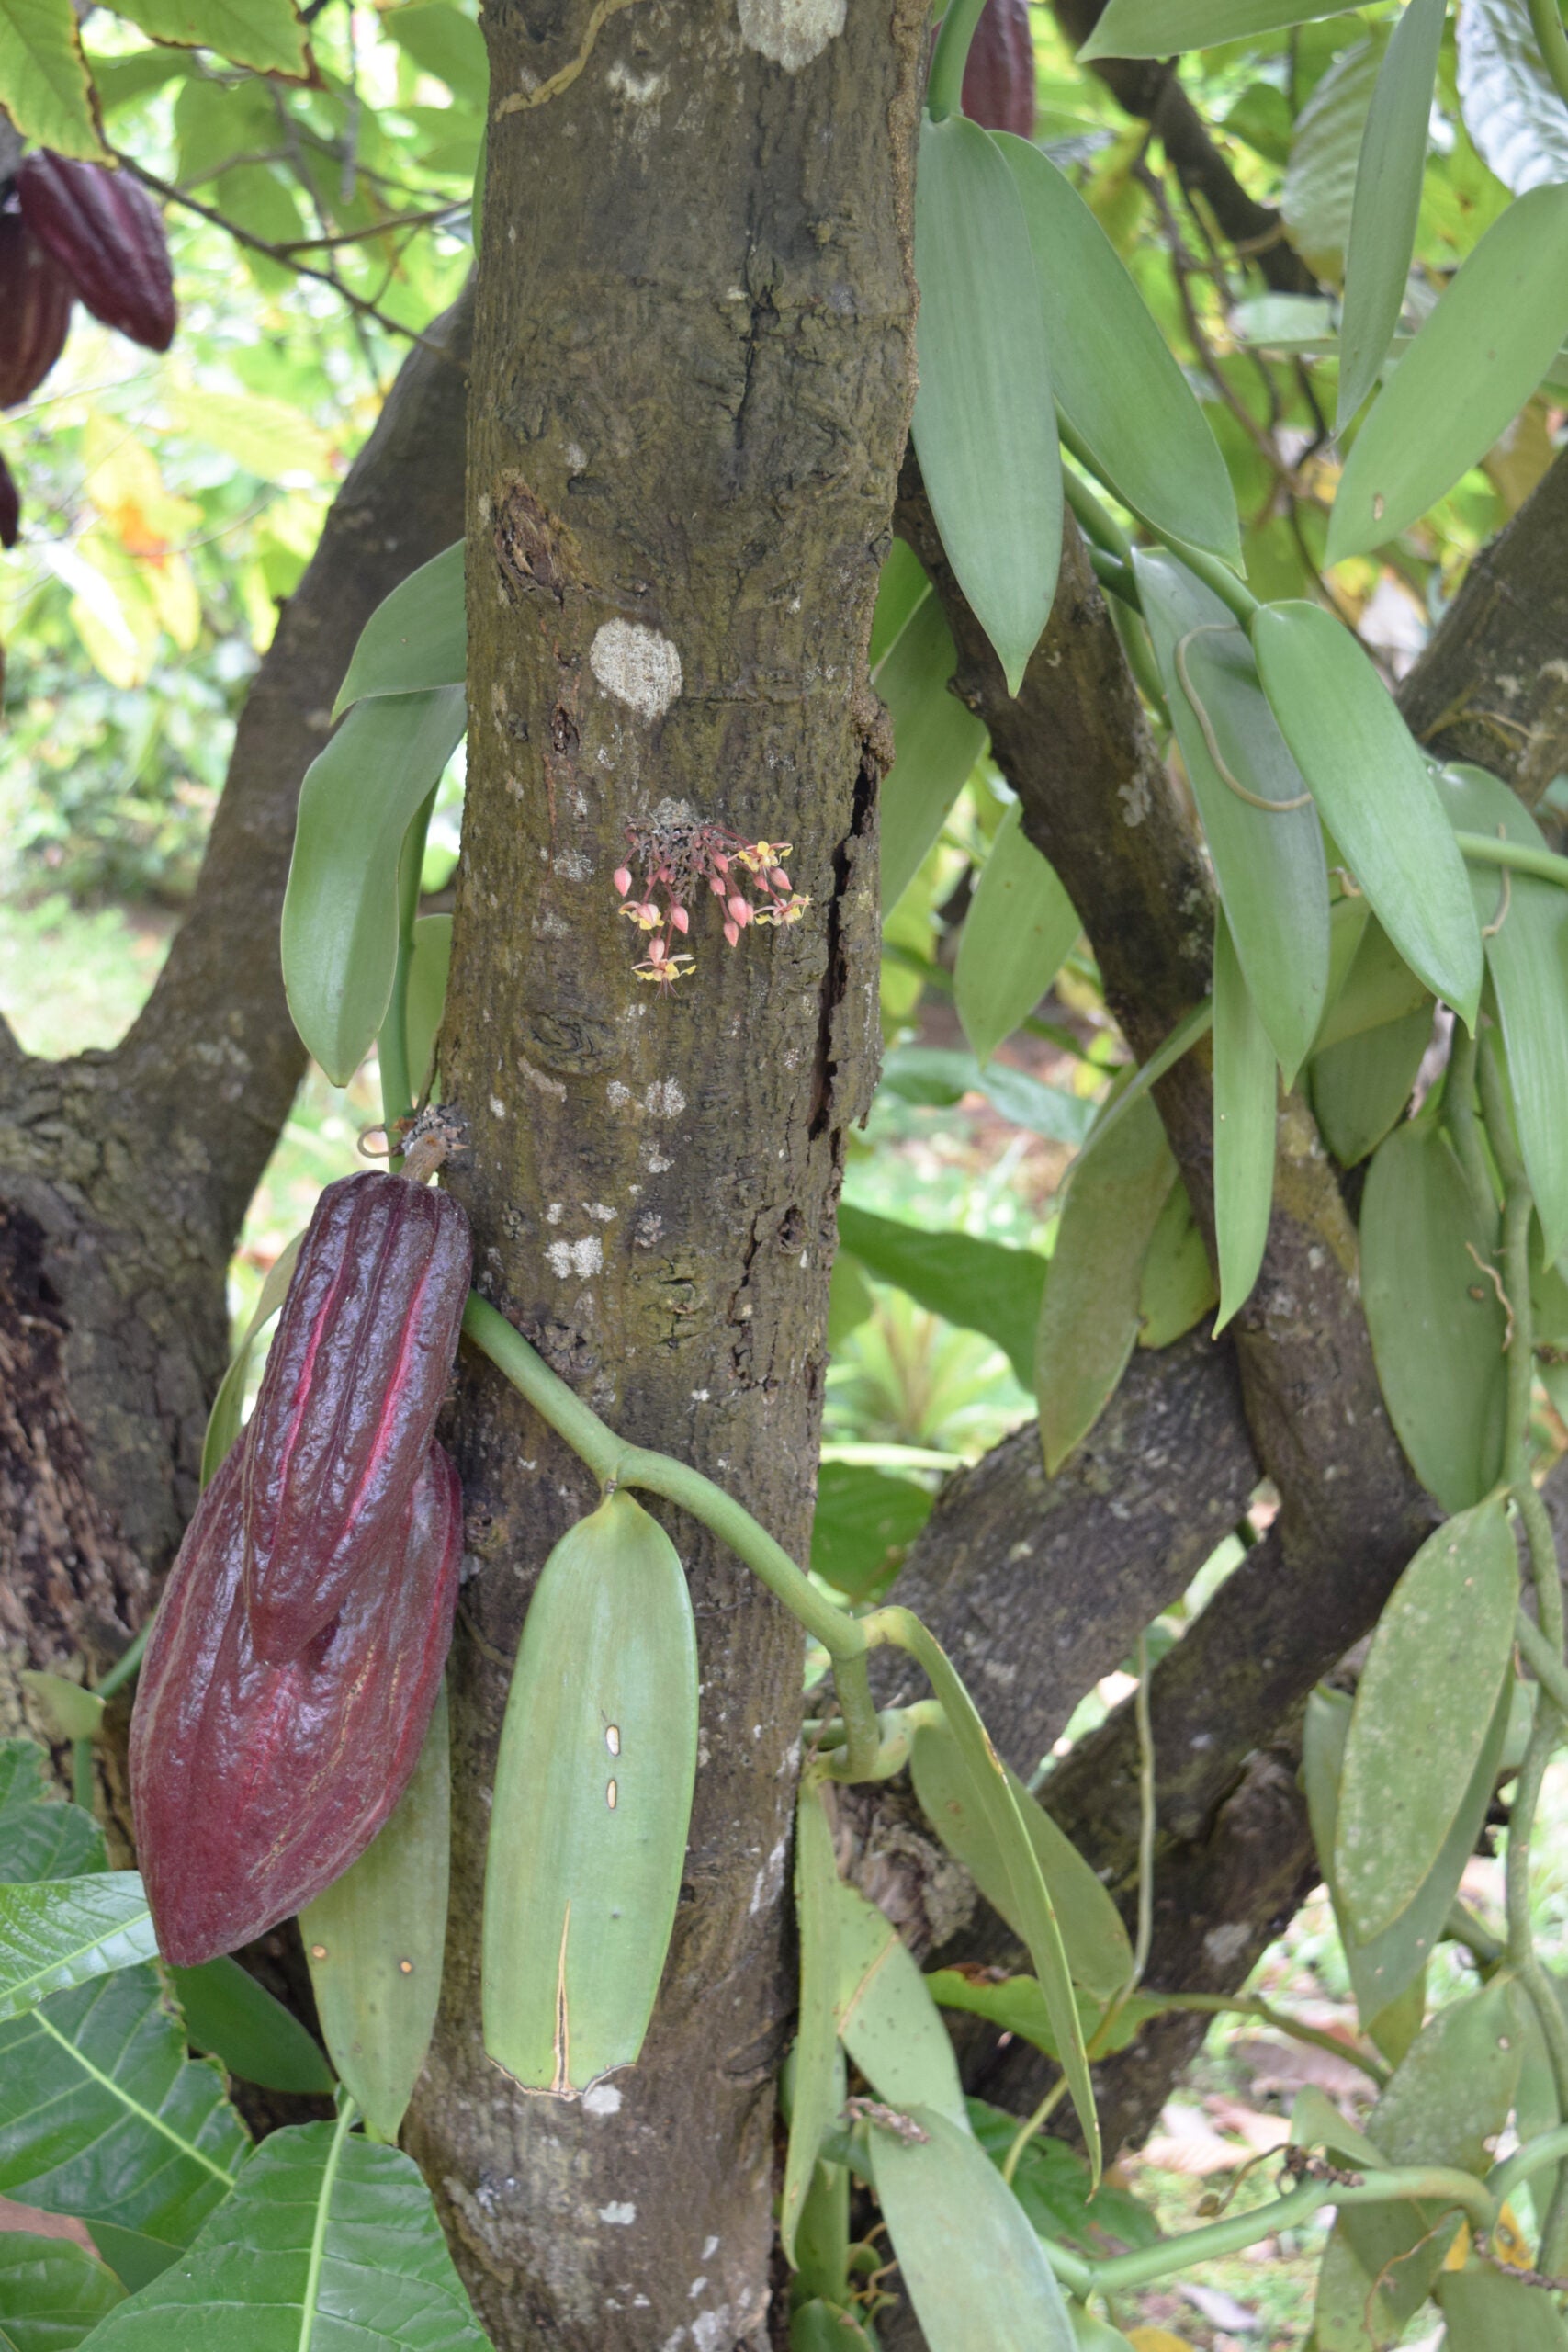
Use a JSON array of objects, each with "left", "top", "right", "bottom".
[
  {"left": 0, "top": 206, "right": 74, "bottom": 410},
  {"left": 0, "top": 451, "right": 18, "bottom": 549},
  {"left": 130, "top": 1436, "right": 460, "bottom": 1967},
  {"left": 962, "top": 0, "right": 1036, "bottom": 137},
  {"left": 241, "top": 1170, "right": 472, "bottom": 1663},
  {"left": 16, "top": 153, "right": 175, "bottom": 354}
]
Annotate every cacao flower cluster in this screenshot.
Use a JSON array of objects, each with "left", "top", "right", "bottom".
[
  {"left": 131, "top": 1171, "right": 471, "bottom": 1967},
  {"left": 613, "top": 820, "right": 810, "bottom": 987},
  {"left": 1, "top": 152, "right": 176, "bottom": 548}
]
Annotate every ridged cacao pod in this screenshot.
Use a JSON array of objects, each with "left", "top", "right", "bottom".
[
  {"left": 16, "top": 153, "right": 175, "bottom": 354},
  {"left": 130, "top": 1436, "right": 461, "bottom": 1968},
  {"left": 962, "top": 0, "right": 1036, "bottom": 137},
  {"left": 0, "top": 451, "right": 17, "bottom": 549},
  {"left": 241, "top": 1170, "right": 471, "bottom": 1663},
  {"left": 0, "top": 206, "right": 73, "bottom": 410}
]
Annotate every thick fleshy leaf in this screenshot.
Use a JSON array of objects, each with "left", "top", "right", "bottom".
[
  {"left": 810, "top": 1464, "right": 931, "bottom": 1602},
  {"left": 833, "top": 1883, "right": 966, "bottom": 2126},
  {"left": 1311, "top": 909, "right": 1429, "bottom": 1055},
  {"left": 404, "top": 913, "right": 452, "bottom": 1106},
  {"left": 1082, "top": 0, "right": 1359, "bottom": 62},
  {"left": 954, "top": 804, "right": 1080, "bottom": 1066},
  {"left": 0, "top": 2231, "right": 126, "bottom": 2351},
  {"left": 17, "top": 1674, "right": 103, "bottom": 1745},
  {"left": 1135, "top": 552, "right": 1327, "bottom": 1082},
  {"left": 1253, "top": 601, "right": 1483, "bottom": 1024},
  {"left": 911, "top": 114, "right": 1061, "bottom": 695},
  {"left": 1457, "top": 0, "right": 1568, "bottom": 192},
  {"left": 168, "top": 1955, "right": 334, "bottom": 2096},
  {"left": 82, "top": 2115, "right": 490, "bottom": 2349},
  {"left": 1136, "top": 1180, "right": 1217, "bottom": 1347},
  {"left": 1308, "top": 1001, "right": 1432, "bottom": 1168},
  {"left": 1329, "top": 186, "right": 1568, "bottom": 561},
  {"left": 874, "top": 588, "right": 987, "bottom": 910},
  {"left": 782, "top": 1780, "right": 841, "bottom": 2264},
  {"left": 1335, "top": 1498, "right": 1517, "bottom": 1943},
  {"left": 838, "top": 1203, "right": 1045, "bottom": 1390},
  {"left": 1211, "top": 913, "right": 1276, "bottom": 1331},
  {"left": 1337, "top": 0, "right": 1446, "bottom": 424},
  {"left": 1440, "top": 2265, "right": 1568, "bottom": 2351},
  {"left": 869, "top": 541, "right": 932, "bottom": 669},
  {"left": 1439, "top": 763, "right": 1568, "bottom": 1261},
  {"left": 0, "top": 0, "right": 107, "bottom": 160},
  {"left": 992, "top": 137, "right": 1238, "bottom": 563},
  {"left": 0, "top": 1876, "right": 156, "bottom": 2020},
  {"left": 281, "top": 685, "right": 467, "bottom": 1084},
  {"left": 1036, "top": 1091, "right": 1176, "bottom": 1472},
  {"left": 1360, "top": 1119, "right": 1507, "bottom": 1511},
  {"left": 333, "top": 541, "right": 466, "bottom": 716},
  {"left": 1281, "top": 37, "right": 1382, "bottom": 280},
  {"left": 866, "top": 2105, "right": 1077, "bottom": 2352}
]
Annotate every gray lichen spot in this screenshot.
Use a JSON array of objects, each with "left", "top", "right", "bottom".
[
  {"left": 736, "top": 0, "right": 844, "bottom": 69},
  {"left": 590, "top": 619, "right": 682, "bottom": 719}
]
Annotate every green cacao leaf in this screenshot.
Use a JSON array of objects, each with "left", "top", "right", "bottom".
[
  {"left": 954, "top": 804, "right": 1080, "bottom": 1067},
  {"left": 0, "top": 2231, "right": 126, "bottom": 2351},
  {"left": 1036, "top": 1091, "right": 1176, "bottom": 1472},
  {"left": 782, "top": 1778, "right": 841, "bottom": 2264},
  {"left": 1439, "top": 2263, "right": 1568, "bottom": 2349},
  {"left": 382, "top": 4, "right": 488, "bottom": 107},
  {"left": 301, "top": 1682, "right": 448, "bottom": 2137},
  {"left": 1082, "top": 0, "right": 1360, "bottom": 62},
  {"left": 1211, "top": 911, "right": 1276, "bottom": 1332},
  {"left": 1328, "top": 186, "right": 1568, "bottom": 562},
  {"left": 167, "top": 1955, "right": 334, "bottom": 2096},
  {"left": 0, "top": 1876, "right": 156, "bottom": 2021},
  {"left": 0, "top": 1746, "right": 103, "bottom": 1885},
  {"left": 809, "top": 1464, "right": 931, "bottom": 1603},
  {"left": 107, "top": 0, "right": 307, "bottom": 75},
  {"left": 81, "top": 2112, "right": 489, "bottom": 2349},
  {"left": 1457, "top": 0, "right": 1568, "bottom": 193},
  {"left": 866, "top": 2105, "right": 1077, "bottom": 2352},
  {"left": 333, "top": 541, "right": 466, "bottom": 717},
  {"left": 1136, "top": 1179, "right": 1217, "bottom": 1349},
  {"left": 1360, "top": 1119, "right": 1507, "bottom": 1511},
  {"left": 837, "top": 1203, "right": 1046, "bottom": 1390},
  {"left": 1253, "top": 600, "right": 1483, "bottom": 1025},
  {"left": 1281, "top": 37, "right": 1382, "bottom": 282},
  {"left": 966, "top": 2099, "right": 1160, "bottom": 2257},
  {"left": 482, "top": 1492, "right": 698, "bottom": 2096},
  {"left": 928, "top": 1973, "right": 1159, "bottom": 2060},
  {"left": 1134, "top": 550, "right": 1328, "bottom": 1083},
  {"left": 1337, "top": 0, "right": 1446, "bottom": 424},
  {"left": 992, "top": 136, "right": 1239, "bottom": 563},
  {"left": 0, "top": 0, "right": 107, "bottom": 160},
  {"left": 874, "top": 587, "right": 987, "bottom": 911},
  {"left": 1308, "top": 1001, "right": 1432, "bottom": 1168},
  {"left": 281, "top": 685, "right": 467, "bottom": 1085},
  {"left": 833, "top": 1882, "right": 966, "bottom": 2127},
  {"left": 912, "top": 114, "right": 1062, "bottom": 695},
  {"left": 1334, "top": 1498, "right": 1517, "bottom": 1944}
]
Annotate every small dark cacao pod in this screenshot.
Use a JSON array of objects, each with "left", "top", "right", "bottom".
[
  {"left": 962, "top": 0, "right": 1036, "bottom": 137},
  {"left": 130, "top": 1436, "right": 461, "bottom": 1968},
  {"left": 241, "top": 1170, "right": 472, "bottom": 1663},
  {"left": 0, "top": 206, "right": 74, "bottom": 410},
  {"left": 16, "top": 153, "right": 175, "bottom": 354},
  {"left": 0, "top": 451, "right": 18, "bottom": 549}
]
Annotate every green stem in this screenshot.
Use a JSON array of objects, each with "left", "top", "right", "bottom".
[
  {"left": 1060, "top": 451, "right": 1134, "bottom": 566},
  {"left": 71, "top": 1739, "right": 95, "bottom": 1812},
  {"left": 1131, "top": 1629, "right": 1156, "bottom": 1987},
  {"left": 926, "top": 0, "right": 987, "bottom": 119},
  {"left": 1087, "top": 545, "right": 1138, "bottom": 605},
  {"left": 1457, "top": 832, "right": 1568, "bottom": 893},
  {"left": 1442, "top": 1025, "right": 1495, "bottom": 1229},
  {"left": 1489, "top": 2123, "right": 1568, "bottom": 2210},
  {"left": 95, "top": 1617, "right": 152, "bottom": 1700},
  {"left": 1528, "top": 0, "right": 1568, "bottom": 112},
  {"left": 1061, "top": 420, "right": 1258, "bottom": 624},
  {"left": 1517, "top": 1605, "right": 1568, "bottom": 1720},
  {"left": 1108, "top": 598, "right": 1173, "bottom": 731},
  {"left": 1139, "top": 1992, "right": 1387, "bottom": 2086},
  {"left": 379, "top": 788, "right": 436, "bottom": 1155}
]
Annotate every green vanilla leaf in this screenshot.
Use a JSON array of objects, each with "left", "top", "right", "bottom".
[
  {"left": 790, "top": 2301, "right": 875, "bottom": 2352},
  {"left": 873, "top": 588, "right": 987, "bottom": 911},
  {"left": 954, "top": 804, "right": 1080, "bottom": 1068},
  {"left": 809, "top": 1463, "right": 931, "bottom": 1603},
  {"left": 17, "top": 1673, "right": 103, "bottom": 1745},
  {"left": 1211, "top": 912, "right": 1276, "bottom": 1332},
  {"left": 0, "top": 2230, "right": 126, "bottom": 2351},
  {"left": 837, "top": 1203, "right": 1046, "bottom": 1392},
  {"left": 300, "top": 1682, "right": 448, "bottom": 2132},
  {"left": 1335, "top": 1498, "right": 1517, "bottom": 1944},
  {"left": 1328, "top": 184, "right": 1568, "bottom": 562},
  {"left": 1134, "top": 551, "right": 1328, "bottom": 1084},
  {"left": 107, "top": 0, "right": 307, "bottom": 76},
  {"left": 832, "top": 1882, "right": 967, "bottom": 2127},
  {"left": 0, "top": 0, "right": 107, "bottom": 159},
  {"left": 1137, "top": 1178, "right": 1218, "bottom": 1348},
  {"left": 199, "top": 1231, "right": 301, "bottom": 1487},
  {"left": 333, "top": 541, "right": 467, "bottom": 717},
  {"left": 782, "top": 1780, "right": 841, "bottom": 2264},
  {"left": 404, "top": 913, "right": 453, "bottom": 1110},
  {"left": 81, "top": 2114, "right": 490, "bottom": 2348},
  {"left": 1307, "top": 945, "right": 1432, "bottom": 1169},
  {"left": 168, "top": 1954, "right": 334, "bottom": 2097},
  {"left": 1360, "top": 1120, "right": 1508, "bottom": 1512},
  {"left": 1082, "top": 0, "right": 1360, "bottom": 62},
  {"left": 991, "top": 136, "right": 1239, "bottom": 564},
  {"left": 281, "top": 684, "right": 467, "bottom": 1085},
  {"left": 1439, "top": 763, "right": 1568, "bottom": 1261},
  {"left": 866, "top": 2105, "right": 1077, "bottom": 2352},
  {"left": 1337, "top": 0, "right": 1447, "bottom": 426},
  {"left": 869, "top": 541, "right": 932, "bottom": 669},
  {"left": 1311, "top": 906, "right": 1428, "bottom": 1056},
  {"left": 1439, "top": 2264, "right": 1568, "bottom": 2350},
  {"left": 1036, "top": 1090, "right": 1177, "bottom": 1473},
  {"left": 911, "top": 114, "right": 1062, "bottom": 695},
  {"left": 1253, "top": 601, "right": 1483, "bottom": 1025},
  {"left": 0, "top": 1876, "right": 157, "bottom": 2020}
]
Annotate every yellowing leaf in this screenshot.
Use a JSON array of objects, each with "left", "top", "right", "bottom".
[
  {"left": 165, "top": 385, "right": 335, "bottom": 481},
  {"left": 0, "top": 0, "right": 107, "bottom": 160}
]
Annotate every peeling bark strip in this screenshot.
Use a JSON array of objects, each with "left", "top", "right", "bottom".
[{"left": 420, "top": 7, "right": 926, "bottom": 2345}]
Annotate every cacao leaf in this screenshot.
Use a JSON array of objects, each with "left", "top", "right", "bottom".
[
  {"left": 300, "top": 1681, "right": 449, "bottom": 2139},
  {"left": 1036, "top": 1091, "right": 1177, "bottom": 1472},
  {"left": 1334, "top": 1498, "right": 1517, "bottom": 1944},
  {"left": 199, "top": 1230, "right": 301, "bottom": 1488},
  {"left": 1211, "top": 911, "right": 1276, "bottom": 1331},
  {"left": 1253, "top": 601, "right": 1483, "bottom": 1026},
  {"left": 837, "top": 1203, "right": 1046, "bottom": 1390},
  {"left": 1280, "top": 37, "right": 1382, "bottom": 282},
  {"left": 107, "top": 0, "right": 308, "bottom": 77},
  {"left": 0, "top": 0, "right": 107, "bottom": 160},
  {"left": 481, "top": 1492, "right": 699, "bottom": 2096},
  {"left": 874, "top": 579, "right": 987, "bottom": 911},
  {"left": 928, "top": 1972, "right": 1160, "bottom": 2059},
  {"left": 1134, "top": 550, "right": 1327, "bottom": 1084},
  {"left": 80, "top": 2113, "right": 490, "bottom": 2349},
  {"left": 0, "top": 2231, "right": 126, "bottom": 2349},
  {"left": 832, "top": 1881, "right": 967, "bottom": 2126},
  {"left": 810, "top": 1463, "right": 931, "bottom": 1602},
  {"left": 1083, "top": 0, "right": 1361, "bottom": 62},
  {"left": 1308, "top": 1001, "right": 1432, "bottom": 1168},
  {"left": 333, "top": 539, "right": 466, "bottom": 717},
  {"left": 383, "top": 2, "right": 489, "bottom": 108},
  {"left": 281, "top": 684, "right": 467, "bottom": 1084},
  {"left": 866, "top": 2104, "right": 1077, "bottom": 2352},
  {"left": 1328, "top": 186, "right": 1568, "bottom": 563},
  {"left": 992, "top": 137, "right": 1238, "bottom": 565},
  {"left": 1456, "top": 0, "right": 1568, "bottom": 192},
  {"left": 166, "top": 1954, "right": 334, "bottom": 2096},
  {"left": 954, "top": 803, "right": 1080, "bottom": 1067},
  {"left": 1137, "top": 1179, "right": 1217, "bottom": 1348},
  {"left": 911, "top": 113, "right": 1061, "bottom": 695},
  {"left": 0, "top": 1875, "right": 156, "bottom": 2020},
  {"left": 1337, "top": 0, "right": 1446, "bottom": 424},
  {"left": 1439, "top": 2266, "right": 1568, "bottom": 2351},
  {"left": 782, "top": 1778, "right": 841, "bottom": 2263},
  {"left": 966, "top": 2099, "right": 1160, "bottom": 2256},
  {"left": 0, "top": 1743, "right": 103, "bottom": 1884},
  {"left": 1360, "top": 1119, "right": 1507, "bottom": 1511}
]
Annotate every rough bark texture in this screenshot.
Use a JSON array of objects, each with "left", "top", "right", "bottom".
[{"left": 408, "top": 11, "right": 926, "bottom": 2346}]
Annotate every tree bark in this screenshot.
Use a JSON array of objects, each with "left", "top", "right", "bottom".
[{"left": 406, "top": 10, "right": 925, "bottom": 2346}]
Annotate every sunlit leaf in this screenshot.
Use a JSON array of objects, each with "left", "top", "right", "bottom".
[
  {"left": 0, "top": 1876, "right": 156, "bottom": 2021},
  {"left": 108, "top": 0, "right": 307, "bottom": 75},
  {"left": 1337, "top": 0, "right": 1446, "bottom": 424},
  {"left": 838, "top": 1202, "right": 1046, "bottom": 1390},
  {"left": 1456, "top": 0, "right": 1568, "bottom": 193},
  {"left": 0, "top": 0, "right": 106, "bottom": 158},
  {"left": 383, "top": 0, "right": 488, "bottom": 107}
]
